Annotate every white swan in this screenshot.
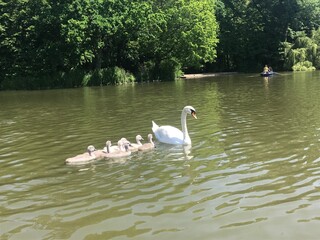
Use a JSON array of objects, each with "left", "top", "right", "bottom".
[
  {"left": 138, "top": 134, "right": 155, "bottom": 151},
  {"left": 65, "top": 145, "right": 97, "bottom": 164},
  {"left": 104, "top": 140, "right": 131, "bottom": 158},
  {"left": 152, "top": 106, "right": 197, "bottom": 145},
  {"left": 129, "top": 135, "right": 144, "bottom": 152},
  {"left": 103, "top": 140, "right": 120, "bottom": 153}
]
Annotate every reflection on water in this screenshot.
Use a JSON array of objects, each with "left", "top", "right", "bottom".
[{"left": 1, "top": 71, "right": 320, "bottom": 239}]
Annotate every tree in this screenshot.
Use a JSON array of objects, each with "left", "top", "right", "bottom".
[
  {"left": 214, "top": 0, "right": 320, "bottom": 72},
  {"left": 0, "top": 0, "right": 220, "bottom": 89},
  {"left": 282, "top": 29, "right": 320, "bottom": 70},
  {"left": 61, "top": 0, "right": 128, "bottom": 70},
  {"left": 138, "top": 0, "right": 218, "bottom": 69},
  {"left": 215, "top": 0, "right": 300, "bottom": 71},
  {"left": 122, "top": 0, "right": 219, "bottom": 79}
]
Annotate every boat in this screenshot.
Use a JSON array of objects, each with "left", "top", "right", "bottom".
[{"left": 260, "top": 71, "right": 274, "bottom": 77}]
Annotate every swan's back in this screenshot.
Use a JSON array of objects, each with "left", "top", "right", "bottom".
[
  {"left": 65, "top": 153, "right": 95, "bottom": 164},
  {"left": 65, "top": 145, "right": 96, "bottom": 164},
  {"left": 105, "top": 150, "right": 131, "bottom": 158},
  {"left": 152, "top": 122, "right": 184, "bottom": 144},
  {"left": 138, "top": 134, "right": 155, "bottom": 151},
  {"left": 105, "top": 142, "right": 131, "bottom": 158}
]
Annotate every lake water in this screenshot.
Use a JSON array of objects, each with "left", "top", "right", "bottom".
[{"left": 1, "top": 71, "right": 320, "bottom": 240}]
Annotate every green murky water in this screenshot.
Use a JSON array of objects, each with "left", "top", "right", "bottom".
[{"left": 1, "top": 71, "right": 320, "bottom": 239}]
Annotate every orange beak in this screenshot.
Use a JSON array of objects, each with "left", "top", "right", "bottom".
[{"left": 191, "top": 112, "right": 197, "bottom": 119}]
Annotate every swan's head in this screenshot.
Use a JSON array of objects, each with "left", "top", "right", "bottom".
[
  {"left": 87, "top": 145, "right": 96, "bottom": 155},
  {"left": 120, "top": 137, "right": 132, "bottom": 146},
  {"left": 118, "top": 140, "right": 130, "bottom": 152},
  {"left": 136, "top": 135, "right": 144, "bottom": 141},
  {"left": 147, "top": 133, "right": 153, "bottom": 141},
  {"left": 183, "top": 106, "right": 197, "bottom": 119},
  {"left": 106, "top": 141, "right": 112, "bottom": 147}
]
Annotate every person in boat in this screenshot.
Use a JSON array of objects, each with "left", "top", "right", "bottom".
[
  {"left": 268, "top": 66, "right": 273, "bottom": 72},
  {"left": 263, "top": 65, "right": 269, "bottom": 73}
]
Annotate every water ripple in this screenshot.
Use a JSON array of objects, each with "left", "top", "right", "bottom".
[{"left": 1, "top": 74, "right": 320, "bottom": 239}]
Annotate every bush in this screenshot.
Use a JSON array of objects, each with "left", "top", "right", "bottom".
[
  {"left": 136, "top": 61, "right": 156, "bottom": 82},
  {"left": 136, "top": 58, "right": 183, "bottom": 82},
  {"left": 292, "top": 61, "right": 316, "bottom": 71},
  {"left": 113, "top": 67, "right": 136, "bottom": 84},
  {"left": 0, "top": 67, "right": 135, "bottom": 90},
  {"left": 315, "top": 55, "right": 320, "bottom": 69},
  {"left": 159, "top": 58, "right": 182, "bottom": 81},
  {"left": 1, "top": 71, "right": 75, "bottom": 90},
  {"left": 83, "top": 67, "right": 135, "bottom": 86}
]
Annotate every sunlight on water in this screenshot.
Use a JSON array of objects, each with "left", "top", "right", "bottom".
[{"left": 1, "top": 71, "right": 320, "bottom": 239}]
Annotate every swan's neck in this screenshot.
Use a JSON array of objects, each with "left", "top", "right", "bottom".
[
  {"left": 89, "top": 151, "right": 96, "bottom": 157},
  {"left": 181, "top": 111, "right": 191, "bottom": 145},
  {"left": 119, "top": 143, "right": 125, "bottom": 151},
  {"left": 106, "top": 145, "right": 110, "bottom": 153},
  {"left": 149, "top": 137, "right": 155, "bottom": 146}
]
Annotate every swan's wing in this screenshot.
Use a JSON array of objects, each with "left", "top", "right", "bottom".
[
  {"left": 65, "top": 153, "right": 95, "bottom": 163},
  {"left": 153, "top": 125, "right": 184, "bottom": 144}
]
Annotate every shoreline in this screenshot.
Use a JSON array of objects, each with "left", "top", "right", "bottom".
[{"left": 181, "top": 72, "right": 237, "bottom": 79}]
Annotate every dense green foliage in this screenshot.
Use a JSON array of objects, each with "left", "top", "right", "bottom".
[
  {"left": 282, "top": 29, "right": 320, "bottom": 71},
  {"left": 214, "top": 0, "right": 320, "bottom": 72},
  {"left": 0, "top": 0, "right": 218, "bottom": 89},
  {"left": 0, "top": 0, "right": 319, "bottom": 89}
]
